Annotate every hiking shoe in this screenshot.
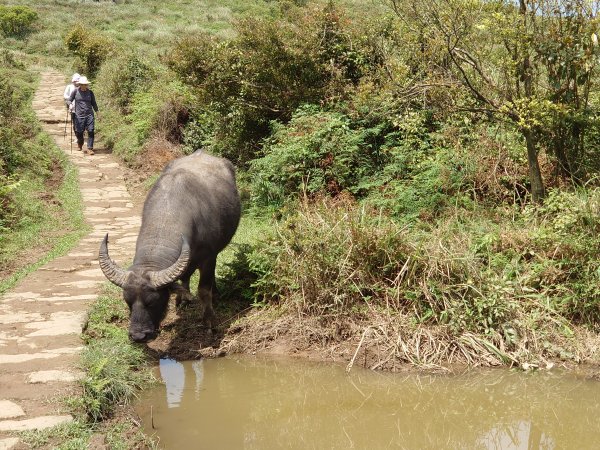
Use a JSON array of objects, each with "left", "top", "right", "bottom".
[{"left": 84, "top": 149, "right": 94, "bottom": 155}]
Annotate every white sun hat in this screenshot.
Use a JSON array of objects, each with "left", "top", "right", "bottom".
[
  {"left": 71, "top": 73, "right": 81, "bottom": 82},
  {"left": 78, "top": 76, "right": 90, "bottom": 85}
]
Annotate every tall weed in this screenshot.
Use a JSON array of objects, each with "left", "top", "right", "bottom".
[{"left": 244, "top": 192, "right": 600, "bottom": 342}]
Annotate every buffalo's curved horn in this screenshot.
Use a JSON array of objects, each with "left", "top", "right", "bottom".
[
  {"left": 147, "top": 236, "right": 191, "bottom": 289},
  {"left": 99, "top": 233, "right": 131, "bottom": 288}
]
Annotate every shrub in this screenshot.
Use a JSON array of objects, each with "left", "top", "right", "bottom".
[
  {"left": 103, "top": 79, "right": 192, "bottom": 164},
  {"left": 128, "top": 80, "right": 191, "bottom": 144},
  {"left": 0, "top": 5, "right": 37, "bottom": 37},
  {"left": 65, "top": 25, "right": 114, "bottom": 77},
  {"left": 95, "top": 53, "right": 156, "bottom": 113},
  {"left": 0, "top": 49, "right": 25, "bottom": 69},
  {"left": 524, "top": 188, "right": 600, "bottom": 324},
  {"left": 245, "top": 191, "right": 600, "bottom": 336},
  {"left": 167, "top": 3, "right": 383, "bottom": 165},
  {"left": 261, "top": 200, "right": 414, "bottom": 316},
  {"left": 0, "top": 73, "right": 24, "bottom": 230},
  {"left": 249, "top": 106, "right": 384, "bottom": 208}
]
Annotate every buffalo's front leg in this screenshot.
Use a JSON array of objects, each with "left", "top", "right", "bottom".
[
  {"left": 172, "top": 275, "right": 194, "bottom": 308},
  {"left": 198, "top": 257, "right": 217, "bottom": 329}
]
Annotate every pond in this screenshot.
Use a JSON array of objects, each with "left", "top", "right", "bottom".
[{"left": 135, "top": 356, "right": 600, "bottom": 449}]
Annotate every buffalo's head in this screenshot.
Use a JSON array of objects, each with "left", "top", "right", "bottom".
[{"left": 98, "top": 234, "right": 190, "bottom": 343}]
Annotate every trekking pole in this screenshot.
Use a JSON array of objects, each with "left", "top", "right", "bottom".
[
  {"left": 63, "top": 109, "right": 68, "bottom": 140},
  {"left": 70, "top": 115, "right": 73, "bottom": 154}
]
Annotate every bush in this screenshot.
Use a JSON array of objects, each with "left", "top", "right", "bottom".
[
  {"left": 0, "top": 73, "right": 25, "bottom": 230},
  {"left": 167, "top": 3, "right": 383, "bottom": 165},
  {"left": 102, "top": 79, "right": 192, "bottom": 164},
  {"left": 249, "top": 106, "right": 475, "bottom": 221},
  {"left": 245, "top": 190, "right": 600, "bottom": 335},
  {"left": 524, "top": 188, "right": 600, "bottom": 324},
  {"left": 249, "top": 199, "right": 415, "bottom": 316},
  {"left": 65, "top": 25, "right": 114, "bottom": 77},
  {"left": 128, "top": 80, "right": 191, "bottom": 144},
  {"left": 249, "top": 106, "right": 385, "bottom": 208},
  {"left": 0, "top": 5, "right": 37, "bottom": 37},
  {"left": 95, "top": 53, "right": 156, "bottom": 113}
]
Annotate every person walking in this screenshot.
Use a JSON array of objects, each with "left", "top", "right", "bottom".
[
  {"left": 63, "top": 73, "right": 79, "bottom": 136},
  {"left": 68, "top": 76, "right": 99, "bottom": 155},
  {"left": 63, "top": 73, "right": 80, "bottom": 107}
]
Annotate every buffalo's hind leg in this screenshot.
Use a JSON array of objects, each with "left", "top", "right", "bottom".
[{"left": 198, "top": 257, "right": 217, "bottom": 329}]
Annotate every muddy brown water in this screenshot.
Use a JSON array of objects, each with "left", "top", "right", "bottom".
[{"left": 136, "top": 357, "right": 600, "bottom": 449}]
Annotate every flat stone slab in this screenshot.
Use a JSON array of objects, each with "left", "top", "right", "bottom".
[
  {"left": 24, "top": 312, "right": 86, "bottom": 337},
  {"left": 0, "top": 347, "right": 83, "bottom": 364},
  {"left": 0, "top": 415, "right": 73, "bottom": 431},
  {"left": 0, "top": 401, "right": 25, "bottom": 419},
  {"left": 76, "top": 268, "right": 104, "bottom": 278},
  {"left": 1, "top": 292, "right": 41, "bottom": 302},
  {"left": 26, "top": 370, "right": 83, "bottom": 384},
  {"left": 36, "top": 294, "right": 98, "bottom": 302},
  {"left": 0, "top": 438, "right": 20, "bottom": 450},
  {"left": 57, "top": 279, "right": 101, "bottom": 289},
  {"left": 0, "top": 312, "right": 44, "bottom": 324}
]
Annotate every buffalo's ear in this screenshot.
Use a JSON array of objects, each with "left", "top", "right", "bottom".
[{"left": 99, "top": 233, "right": 131, "bottom": 287}]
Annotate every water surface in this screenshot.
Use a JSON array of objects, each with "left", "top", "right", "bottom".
[{"left": 136, "top": 356, "right": 600, "bottom": 449}]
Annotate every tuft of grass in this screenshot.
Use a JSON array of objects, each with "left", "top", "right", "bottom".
[
  {"left": 20, "top": 420, "right": 92, "bottom": 450},
  {"left": 76, "top": 285, "right": 155, "bottom": 423},
  {"left": 20, "top": 418, "right": 157, "bottom": 450}
]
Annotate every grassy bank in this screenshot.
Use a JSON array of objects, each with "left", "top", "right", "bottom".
[
  {"left": 0, "top": 58, "right": 88, "bottom": 293},
  {"left": 220, "top": 193, "right": 600, "bottom": 371}
]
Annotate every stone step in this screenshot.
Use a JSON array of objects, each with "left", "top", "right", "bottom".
[
  {"left": 0, "top": 437, "right": 20, "bottom": 450},
  {"left": 0, "top": 415, "right": 73, "bottom": 432}
]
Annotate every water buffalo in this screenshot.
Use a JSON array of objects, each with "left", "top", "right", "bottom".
[{"left": 98, "top": 150, "right": 241, "bottom": 343}]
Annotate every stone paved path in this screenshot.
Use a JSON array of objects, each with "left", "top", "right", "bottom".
[{"left": 0, "top": 71, "right": 141, "bottom": 448}]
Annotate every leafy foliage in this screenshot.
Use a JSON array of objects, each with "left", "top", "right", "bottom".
[
  {"left": 0, "top": 5, "right": 37, "bottom": 37},
  {"left": 95, "top": 52, "right": 156, "bottom": 113},
  {"left": 245, "top": 192, "right": 600, "bottom": 345},
  {"left": 0, "top": 69, "right": 49, "bottom": 235},
  {"left": 65, "top": 25, "right": 115, "bottom": 77},
  {"left": 166, "top": 3, "right": 382, "bottom": 165},
  {"left": 249, "top": 106, "right": 384, "bottom": 207}
]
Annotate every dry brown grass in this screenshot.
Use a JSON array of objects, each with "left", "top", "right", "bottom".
[
  {"left": 134, "top": 136, "right": 184, "bottom": 175},
  {"left": 219, "top": 306, "right": 600, "bottom": 372}
]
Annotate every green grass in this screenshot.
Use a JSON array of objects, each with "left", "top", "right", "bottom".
[
  {"left": 77, "top": 285, "right": 156, "bottom": 423},
  {"left": 3, "top": 0, "right": 278, "bottom": 60},
  {"left": 20, "top": 418, "right": 157, "bottom": 450},
  {"left": 20, "top": 421, "right": 92, "bottom": 450}
]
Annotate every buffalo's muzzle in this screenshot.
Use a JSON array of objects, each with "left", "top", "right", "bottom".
[{"left": 129, "top": 329, "right": 157, "bottom": 343}]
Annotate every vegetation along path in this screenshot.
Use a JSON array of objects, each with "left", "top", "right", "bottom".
[{"left": 0, "top": 71, "right": 141, "bottom": 448}]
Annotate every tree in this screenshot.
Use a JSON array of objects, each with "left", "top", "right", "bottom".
[{"left": 389, "top": 0, "right": 600, "bottom": 202}]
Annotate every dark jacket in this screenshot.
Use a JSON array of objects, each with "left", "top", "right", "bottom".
[{"left": 68, "top": 88, "right": 98, "bottom": 118}]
